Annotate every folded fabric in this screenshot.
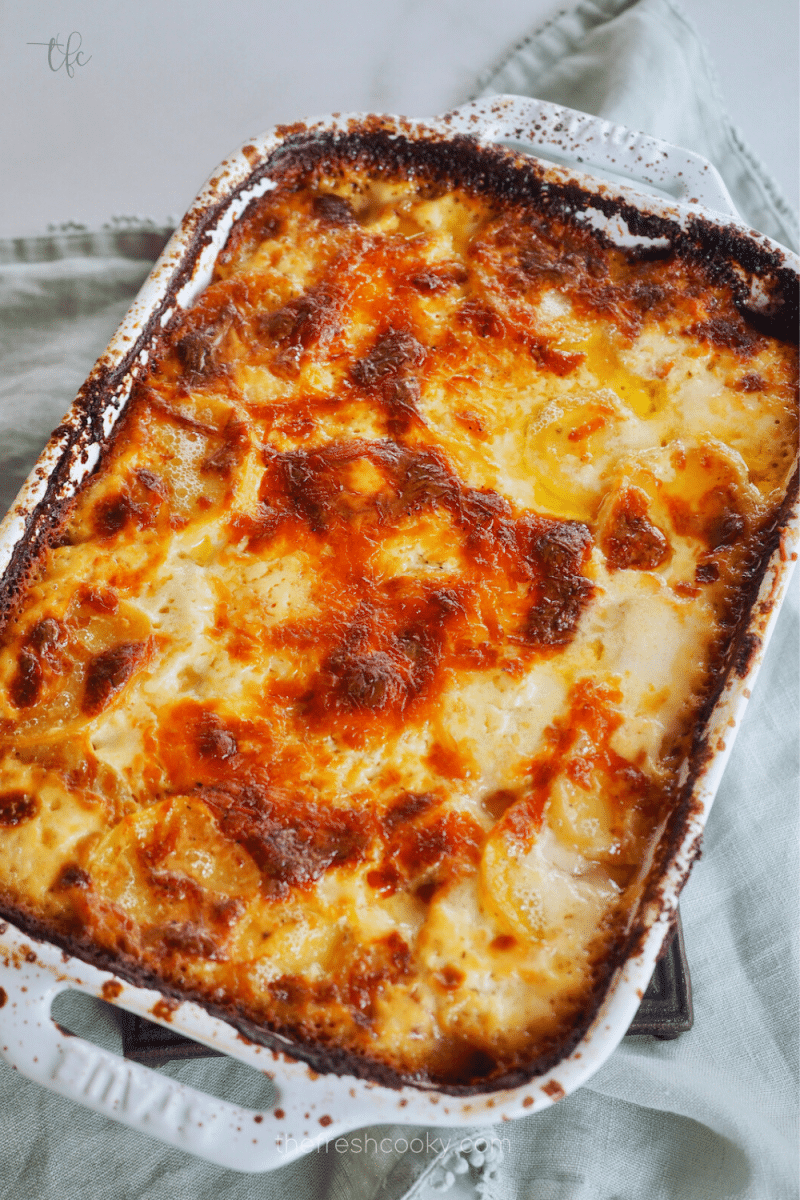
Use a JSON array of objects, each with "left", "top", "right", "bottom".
[{"left": 472, "top": 0, "right": 799, "bottom": 251}]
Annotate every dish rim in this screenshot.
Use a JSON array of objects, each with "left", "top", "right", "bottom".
[{"left": 0, "top": 96, "right": 797, "bottom": 1169}]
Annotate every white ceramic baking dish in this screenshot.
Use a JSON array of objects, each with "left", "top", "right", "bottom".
[{"left": 0, "top": 95, "right": 797, "bottom": 1172}]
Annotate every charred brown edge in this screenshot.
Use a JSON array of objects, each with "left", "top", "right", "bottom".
[
  {"left": 691, "top": 463, "right": 800, "bottom": 751},
  {"left": 2, "top": 121, "right": 796, "bottom": 637},
  {"left": 0, "top": 121, "right": 797, "bottom": 1091},
  {"left": 616, "top": 462, "right": 800, "bottom": 969},
  {"left": 260, "top": 125, "right": 799, "bottom": 340},
  {"left": 0, "top": 171, "right": 252, "bottom": 634},
  {"left": 0, "top": 891, "right": 618, "bottom": 1094}
]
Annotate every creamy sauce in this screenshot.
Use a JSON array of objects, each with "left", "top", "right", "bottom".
[{"left": 0, "top": 163, "right": 796, "bottom": 1088}]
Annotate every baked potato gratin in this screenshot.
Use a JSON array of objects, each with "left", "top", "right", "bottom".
[{"left": 0, "top": 130, "right": 796, "bottom": 1091}]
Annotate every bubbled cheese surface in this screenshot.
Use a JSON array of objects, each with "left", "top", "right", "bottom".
[{"left": 0, "top": 156, "right": 796, "bottom": 1089}]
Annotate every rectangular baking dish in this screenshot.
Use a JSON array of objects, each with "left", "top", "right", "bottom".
[{"left": 0, "top": 95, "right": 797, "bottom": 1172}]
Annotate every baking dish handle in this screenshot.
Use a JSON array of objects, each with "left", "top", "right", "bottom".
[
  {"left": 447, "top": 95, "right": 740, "bottom": 218},
  {"left": 0, "top": 957, "right": 359, "bottom": 1173}
]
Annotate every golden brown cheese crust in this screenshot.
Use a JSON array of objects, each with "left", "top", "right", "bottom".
[{"left": 0, "top": 136, "right": 797, "bottom": 1091}]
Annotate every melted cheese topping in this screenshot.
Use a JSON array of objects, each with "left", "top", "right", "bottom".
[{"left": 0, "top": 162, "right": 796, "bottom": 1090}]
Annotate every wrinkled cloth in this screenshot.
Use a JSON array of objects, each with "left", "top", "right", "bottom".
[
  {"left": 0, "top": 2, "right": 797, "bottom": 1198},
  {"left": 472, "top": 0, "right": 798, "bottom": 251}
]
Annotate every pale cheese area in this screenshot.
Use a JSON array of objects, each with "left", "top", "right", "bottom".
[{"left": 0, "top": 160, "right": 795, "bottom": 1087}]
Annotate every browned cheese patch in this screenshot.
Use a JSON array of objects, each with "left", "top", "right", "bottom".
[{"left": 0, "top": 150, "right": 795, "bottom": 1093}]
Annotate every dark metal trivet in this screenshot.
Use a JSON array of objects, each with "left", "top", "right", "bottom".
[
  {"left": 626, "top": 910, "right": 693, "bottom": 1039},
  {"left": 114, "top": 912, "right": 692, "bottom": 1066},
  {"left": 115, "top": 1008, "right": 224, "bottom": 1066}
]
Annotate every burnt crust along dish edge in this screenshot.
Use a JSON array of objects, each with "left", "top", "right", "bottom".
[
  {"left": 0, "top": 113, "right": 797, "bottom": 1097},
  {"left": 2, "top": 117, "right": 797, "bottom": 629}
]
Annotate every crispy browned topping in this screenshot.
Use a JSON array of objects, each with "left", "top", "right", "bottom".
[
  {"left": 601, "top": 487, "right": 670, "bottom": 571},
  {"left": 0, "top": 790, "right": 37, "bottom": 826},
  {"left": 82, "top": 641, "right": 148, "bottom": 716},
  {"left": 0, "top": 132, "right": 795, "bottom": 1094}
]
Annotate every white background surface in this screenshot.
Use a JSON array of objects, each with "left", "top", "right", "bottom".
[{"left": 1, "top": 0, "right": 797, "bottom": 239}]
